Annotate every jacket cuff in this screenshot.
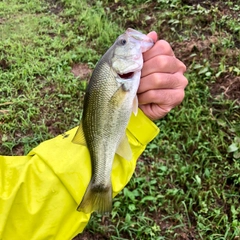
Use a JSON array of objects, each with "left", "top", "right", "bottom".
[{"left": 127, "top": 109, "right": 159, "bottom": 145}]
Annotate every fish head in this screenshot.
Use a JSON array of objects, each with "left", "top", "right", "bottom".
[{"left": 110, "top": 28, "right": 154, "bottom": 79}]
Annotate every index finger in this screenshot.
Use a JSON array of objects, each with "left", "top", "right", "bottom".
[{"left": 143, "top": 40, "right": 175, "bottom": 61}]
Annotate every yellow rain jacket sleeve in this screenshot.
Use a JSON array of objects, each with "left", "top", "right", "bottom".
[{"left": 0, "top": 109, "right": 159, "bottom": 240}]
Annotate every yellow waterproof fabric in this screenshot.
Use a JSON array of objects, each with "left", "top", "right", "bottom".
[{"left": 0, "top": 109, "right": 159, "bottom": 240}]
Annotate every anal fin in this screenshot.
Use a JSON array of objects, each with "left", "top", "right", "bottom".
[
  {"left": 116, "top": 134, "right": 132, "bottom": 161},
  {"left": 72, "top": 121, "right": 87, "bottom": 145}
]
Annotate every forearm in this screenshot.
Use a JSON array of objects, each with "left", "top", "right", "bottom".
[{"left": 0, "top": 109, "right": 159, "bottom": 239}]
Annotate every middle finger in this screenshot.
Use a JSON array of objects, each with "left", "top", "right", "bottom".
[
  {"left": 141, "top": 55, "right": 186, "bottom": 77},
  {"left": 138, "top": 72, "right": 188, "bottom": 93}
]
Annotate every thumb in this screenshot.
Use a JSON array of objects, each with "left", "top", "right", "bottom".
[{"left": 147, "top": 31, "right": 158, "bottom": 43}]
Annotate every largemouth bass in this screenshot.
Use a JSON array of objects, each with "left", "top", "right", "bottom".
[{"left": 72, "top": 28, "right": 154, "bottom": 214}]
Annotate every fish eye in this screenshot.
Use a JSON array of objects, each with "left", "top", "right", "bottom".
[{"left": 120, "top": 39, "right": 127, "bottom": 45}]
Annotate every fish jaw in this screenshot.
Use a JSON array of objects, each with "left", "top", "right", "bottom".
[
  {"left": 111, "top": 28, "right": 154, "bottom": 78},
  {"left": 126, "top": 28, "right": 154, "bottom": 53}
]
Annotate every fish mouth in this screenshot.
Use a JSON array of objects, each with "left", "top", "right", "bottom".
[
  {"left": 118, "top": 72, "right": 134, "bottom": 79},
  {"left": 126, "top": 28, "right": 154, "bottom": 52}
]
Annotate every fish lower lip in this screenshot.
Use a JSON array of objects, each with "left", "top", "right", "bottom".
[{"left": 118, "top": 72, "right": 134, "bottom": 79}]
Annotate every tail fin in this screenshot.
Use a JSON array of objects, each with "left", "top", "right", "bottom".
[{"left": 77, "top": 180, "right": 112, "bottom": 214}]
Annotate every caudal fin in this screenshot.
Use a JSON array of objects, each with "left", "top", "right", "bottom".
[{"left": 77, "top": 180, "right": 112, "bottom": 214}]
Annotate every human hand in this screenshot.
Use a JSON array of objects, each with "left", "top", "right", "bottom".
[{"left": 138, "top": 31, "right": 188, "bottom": 120}]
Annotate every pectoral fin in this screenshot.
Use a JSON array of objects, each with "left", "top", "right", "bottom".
[
  {"left": 132, "top": 95, "right": 138, "bottom": 116},
  {"left": 110, "top": 86, "right": 127, "bottom": 107},
  {"left": 116, "top": 134, "right": 132, "bottom": 161},
  {"left": 72, "top": 122, "right": 87, "bottom": 145}
]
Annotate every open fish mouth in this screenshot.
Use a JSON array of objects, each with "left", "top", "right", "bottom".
[{"left": 118, "top": 72, "right": 134, "bottom": 79}]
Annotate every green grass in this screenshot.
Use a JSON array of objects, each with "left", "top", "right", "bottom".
[{"left": 1, "top": 0, "right": 240, "bottom": 239}]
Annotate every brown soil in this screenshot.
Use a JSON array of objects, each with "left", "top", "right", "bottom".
[{"left": 71, "top": 63, "right": 92, "bottom": 80}]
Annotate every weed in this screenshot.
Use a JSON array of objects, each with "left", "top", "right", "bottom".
[{"left": 1, "top": 0, "right": 240, "bottom": 239}]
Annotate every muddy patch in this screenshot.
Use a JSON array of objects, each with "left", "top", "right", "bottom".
[{"left": 71, "top": 63, "right": 92, "bottom": 80}]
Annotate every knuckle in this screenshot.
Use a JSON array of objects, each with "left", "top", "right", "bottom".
[
  {"left": 153, "top": 73, "right": 161, "bottom": 86},
  {"left": 174, "top": 90, "right": 185, "bottom": 105},
  {"left": 156, "top": 40, "right": 174, "bottom": 55},
  {"left": 155, "top": 55, "right": 169, "bottom": 69},
  {"left": 174, "top": 73, "right": 189, "bottom": 88},
  {"left": 182, "top": 76, "right": 188, "bottom": 87},
  {"left": 164, "top": 90, "right": 185, "bottom": 107}
]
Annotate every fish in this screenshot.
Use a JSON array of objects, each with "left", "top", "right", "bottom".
[{"left": 72, "top": 28, "right": 154, "bottom": 214}]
